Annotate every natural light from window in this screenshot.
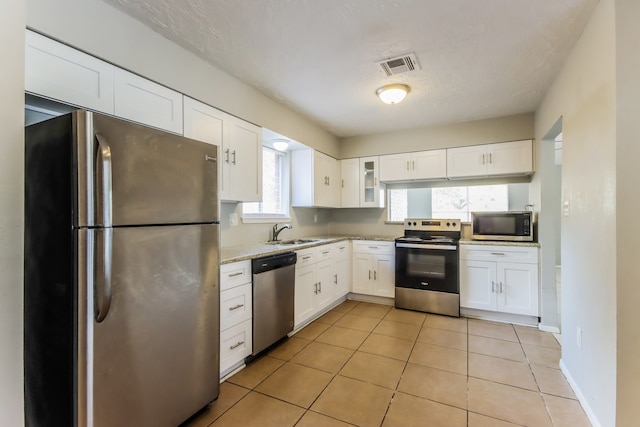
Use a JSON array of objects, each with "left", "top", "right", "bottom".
[
  {"left": 243, "top": 147, "right": 289, "bottom": 220},
  {"left": 387, "top": 184, "right": 527, "bottom": 222}
]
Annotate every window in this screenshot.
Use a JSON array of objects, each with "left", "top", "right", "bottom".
[
  {"left": 242, "top": 147, "right": 290, "bottom": 221},
  {"left": 387, "top": 184, "right": 527, "bottom": 222}
]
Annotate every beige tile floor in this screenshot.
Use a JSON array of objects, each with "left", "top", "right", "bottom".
[{"left": 182, "top": 301, "right": 591, "bottom": 427}]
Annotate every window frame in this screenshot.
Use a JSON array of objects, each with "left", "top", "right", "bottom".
[{"left": 241, "top": 146, "right": 291, "bottom": 223}]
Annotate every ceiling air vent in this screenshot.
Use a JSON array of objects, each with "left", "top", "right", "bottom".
[{"left": 376, "top": 53, "right": 420, "bottom": 76}]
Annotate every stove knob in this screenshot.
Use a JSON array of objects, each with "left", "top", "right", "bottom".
[
  {"left": 452, "top": 222, "right": 456, "bottom": 227},
  {"left": 446, "top": 222, "right": 451, "bottom": 227},
  {"left": 413, "top": 221, "right": 417, "bottom": 226}
]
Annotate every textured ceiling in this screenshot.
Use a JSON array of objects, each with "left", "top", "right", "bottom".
[{"left": 103, "top": 0, "right": 598, "bottom": 138}]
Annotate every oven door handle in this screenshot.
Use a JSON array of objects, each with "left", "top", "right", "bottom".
[{"left": 396, "top": 243, "right": 458, "bottom": 251}]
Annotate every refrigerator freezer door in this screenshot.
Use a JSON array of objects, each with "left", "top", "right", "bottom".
[
  {"left": 76, "top": 111, "right": 219, "bottom": 227},
  {"left": 84, "top": 224, "right": 220, "bottom": 427}
]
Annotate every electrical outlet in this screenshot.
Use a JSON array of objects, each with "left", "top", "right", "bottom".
[
  {"left": 229, "top": 213, "right": 238, "bottom": 226},
  {"left": 576, "top": 326, "right": 582, "bottom": 349}
]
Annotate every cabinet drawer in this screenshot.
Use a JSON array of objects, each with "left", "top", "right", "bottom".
[
  {"left": 296, "top": 247, "right": 317, "bottom": 268},
  {"left": 220, "top": 260, "right": 252, "bottom": 291},
  {"left": 353, "top": 241, "right": 395, "bottom": 256},
  {"left": 220, "top": 283, "right": 252, "bottom": 330},
  {"left": 220, "top": 319, "right": 252, "bottom": 373},
  {"left": 317, "top": 245, "right": 334, "bottom": 260},
  {"left": 460, "top": 245, "right": 538, "bottom": 263}
]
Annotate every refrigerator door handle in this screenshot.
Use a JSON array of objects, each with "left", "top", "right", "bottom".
[
  {"left": 95, "top": 133, "right": 113, "bottom": 227},
  {"left": 94, "top": 228, "right": 113, "bottom": 322}
]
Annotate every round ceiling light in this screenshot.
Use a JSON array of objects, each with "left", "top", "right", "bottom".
[
  {"left": 376, "top": 84, "right": 411, "bottom": 104},
  {"left": 271, "top": 138, "right": 290, "bottom": 151}
]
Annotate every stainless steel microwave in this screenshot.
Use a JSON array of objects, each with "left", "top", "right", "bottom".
[{"left": 471, "top": 211, "right": 534, "bottom": 242}]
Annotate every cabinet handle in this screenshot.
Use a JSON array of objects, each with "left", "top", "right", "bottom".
[
  {"left": 406, "top": 161, "right": 410, "bottom": 171},
  {"left": 369, "top": 270, "right": 371, "bottom": 280},
  {"left": 228, "top": 272, "right": 243, "bottom": 278},
  {"left": 322, "top": 250, "right": 330, "bottom": 255},
  {"left": 375, "top": 177, "right": 378, "bottom": 186},
  {"left": 412, "top": 160, "right": 415, "bottom": 170},
  {"left": 318, "top": 281, "right": 322, "bottom": 293},
  {"left": 229, "top": 303, "right": 244, "bottom": 311},
  {"left": 374, "top": 271, "right": 377, "bottom": 280},
  {"left": 302, "top": 255, "right": 312, "bottom": 260},
  {"left": 491, "top": 281, "right": 496, "bottom": 293},
  {"left": 500, "top": 282, "right": 504, "bottom": 293},
  {"left": 489, "top": 153, "right": 493, "bottom": 164},
  {"left": 368, "top": 246, "right": 379, "bottom": 249},
  {"left": 334, "top": 274, "right": 338, "bottom": 284},
  {"left": 225, "top": 149, "right": 230, "bottom": 163},
  {"left": 482, "top": 153, "right": 486, "bottom": 164},
  {"left": 490, "top": 252, "right": 506, "bottom": 256},
  {"left": 231, "top": 150, "right": 237, "bottom": 165},
  {"left": 327, "top": 176, "right": 330, "bottom": 186},
  {"left": 230, "top": 341, "right": 245, "bottom": 350},
  {"left": 342, "top": 179, "right": 345, "bottom": 188}
]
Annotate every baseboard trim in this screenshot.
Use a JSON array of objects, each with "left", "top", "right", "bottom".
[
  {"left": 559, "top": 359, "right": 603, "bottom": 427},
  {"left": 538, "top": 324, "right": 561, "bottom": 333},
  {"left": 460, "top": 307, "right": 538, "bottom": 326}
]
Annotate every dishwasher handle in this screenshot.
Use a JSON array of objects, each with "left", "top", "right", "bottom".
[{"left": 251, "top": 252, "right": 297, "bottom": 274}]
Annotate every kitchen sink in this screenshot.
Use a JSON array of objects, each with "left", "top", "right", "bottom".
[{"left": 266, "top": 239, "right": 319, "bottom": 245}]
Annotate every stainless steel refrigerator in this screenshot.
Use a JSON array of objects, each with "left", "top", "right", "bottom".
[{"left": 24, "top": 110, "right": 220, "bottom": 427}]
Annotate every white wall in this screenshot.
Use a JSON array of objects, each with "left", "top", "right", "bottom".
[
  {"left": 0, "top": 0, "right": 25, "bottom": 425},
  {"left": 615, "top": 0, "right": 640, "bottom": 425},
  {"left": 534, "top": 1, "right": 616, "bottom": 425}
]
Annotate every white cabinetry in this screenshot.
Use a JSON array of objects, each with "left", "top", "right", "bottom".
[
  {"left": 292, "top": 150, "right": 340, "bottom": 208},
  {"left": 359, "top": 157, "right": 384, "bottom": 208},
  {"left": 114, "top": 68, "right": 183, "bottom": 133},
  {"left": 460, "top": 245, "right": 539, "bottom": 316},
  {"left": 294, "top": 242, "right": 350, "bottom": 329},
  {"left": 379, "top": 149, "right": 447, "bottom": 182},
  {"left": 219, "top": 260, "right": 252, "bottom": 377},
  {"left": 447, "top": 140, "right": 533, "bottom": 179},
  {"left": 183, "top": 96, "right": 262, "bottom": 202},
  {"left": 340, "top": 158, "right": 360, "bottom": 208},
  {"left": 25, "top": 30, "right": 115, "bottom": 114},
  {"left": 352, "top": 241, "right": 395, "bottom": 298}
]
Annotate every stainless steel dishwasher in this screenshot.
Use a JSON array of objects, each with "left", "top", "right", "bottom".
[{"left": 251, "top": 252, "right": 297, "bottom": 355}]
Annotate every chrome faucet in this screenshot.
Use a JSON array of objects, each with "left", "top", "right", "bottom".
[{"left": 272, "top": 223, "right": 292, "bottom": 241}]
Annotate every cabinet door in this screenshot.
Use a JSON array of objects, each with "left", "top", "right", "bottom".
[
  {"left": 460, "top": 260, "right": 497, "bottom": 310},
  {"left": 446, "top": 145, "right": 487, "bottom": 178},
  {"left": 360, "top": 156, "right": 383, "bottom": 207},
  {"left": 220, "top": 319, "right": 252, "bottom": 375},
  {"left": 294, "top": 265, "right": 316, "bottom": 328},
  {"left": 340, "top": 159, "right": 360, "bottom": 208},
  {"left": 334, "top": 244, "right": 351, "bottom": 298},
  {"left": 497, "top": 262, "right": 539, "bottom": 316},
  {"left": 487, "top": 140, "right": 533, "bottom": 176},
  {"left": 220, "top": 283, "right": 252, "bottom": 331},
  {"left": 227, "top": 117, "right": 262, "bottom": 202},
  {"left": 329, "top": 156, "right": 341, "bottom": 207},
  {"left": 412, "top": 149, "right": 447, "bottom": 180},
  {"left": 316, "top": 259, "right": 335, "bottom": 310},
  {"left": 352, "top": 253, "right": 373, "bottom": 294},
  {"left": 313, "top": 151, "right": 332, "bottom": 207},
  {"left": 25, "top": 30, "right": 115, "bottom": 114},
  {"left": 114, "top": 68, "right": 183, "bottom": 134},
  {"left": 379, "top": 153, "right": 411, "bottom": 182},
  {"left": 372, "top": 254, "right": 395, "bottom": 298}
]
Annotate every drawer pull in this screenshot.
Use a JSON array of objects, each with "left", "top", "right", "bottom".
[
  {"left": 228, "top": 272, "right": 244, "bottom": 277},
  {"left": 490, "top": 252, "right": 506, "bottom": 256},
  {"left": 229, "top": 341, "right": 245, "bottom": 350},
  {"left": 322, "top": 250, "right": 330, "bottom": 255},
  {"left": 302, "top": 255, "right": 312, "bottom": 260},
  {"left": 368, "top": 246, "right": 379, "bottom": 249},
  {"left": 229, "top": 303, "right": 244, "bottom": 311}
]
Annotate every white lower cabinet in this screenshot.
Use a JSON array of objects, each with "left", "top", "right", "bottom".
[
  {"left": 294, "top": 242, "right": 351, "bottom": 329},
  {"left": 351, "top": 241, "right": 395, "bottom": 298},
  {"left": 220, "top": 260, "right": 252, "bottom": 376},
  {"left": 460, "top": 245, "right": 539, "bottom": 316}
]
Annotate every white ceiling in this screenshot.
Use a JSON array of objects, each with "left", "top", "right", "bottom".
[{"left": 104, "top": 0, "right": 598, "bottom": 138}]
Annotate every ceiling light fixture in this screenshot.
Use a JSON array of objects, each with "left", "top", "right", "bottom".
[
  {"left": 271, "top": 138, "right": 290, "bottom": 151},
  {"left": 376, "top": 83, "right": 410, "bottom": 104}
]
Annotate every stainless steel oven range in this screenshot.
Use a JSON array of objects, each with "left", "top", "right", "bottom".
[{"left": 395, "top": 218, "right": 461, "bottom": 317}]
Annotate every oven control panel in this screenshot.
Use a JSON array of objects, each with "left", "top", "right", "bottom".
[{"left": 404, "top": 218, "right": 461, "bottom": 232}]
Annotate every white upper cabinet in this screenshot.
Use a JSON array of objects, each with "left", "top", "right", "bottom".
[
  {"left": 447, "top": 140, "right": 533, "bottom": 179},
  {"left": 25, "top": 30, "right": 115, "bottom": 114},
  {"left": 292, "top": 150, "right": 340, "bottom": 208},
  {"left": 114, "top": 68, "right": 183, "bottom": 134},
  {"left": 183, "top": 96, "right": 262, "bottom": 202},
  {"left": 340, "top": 158, "right": 360, "bottom": 208},
  {"left": 379, "top": 149, "right": 447, "bottom": 182},
  {"left": 359, "top": 157, "right": 384, "bottom": 208}
]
